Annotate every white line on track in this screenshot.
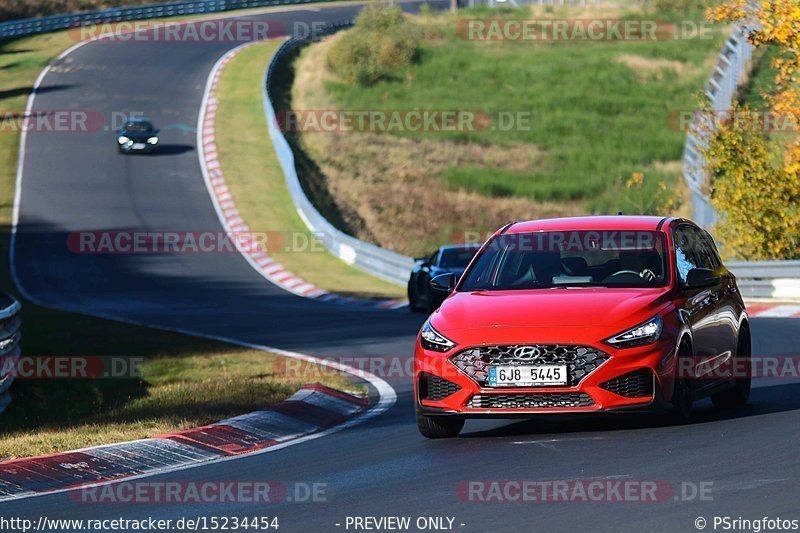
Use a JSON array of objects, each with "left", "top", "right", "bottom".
[{"left": 6, "top": 4, "right": 398, "bottom": 502}]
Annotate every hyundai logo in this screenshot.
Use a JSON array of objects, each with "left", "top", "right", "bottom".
[{"left": 513, "top": 346, "right": 541, "bottom": 360}]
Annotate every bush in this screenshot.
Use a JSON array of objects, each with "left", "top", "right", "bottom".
[{"left": 328, "top": 4, "right": 420, "bottom": 86}]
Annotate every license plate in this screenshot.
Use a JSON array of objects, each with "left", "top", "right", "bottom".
[
  {"left": 132, "top": 143, "right": 146, "bottom": 150},
  {"left": 488, "top": 365, "right": 568, "bottom": 387}
]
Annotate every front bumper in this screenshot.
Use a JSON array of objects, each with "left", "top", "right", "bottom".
[
  {"left": 119, "top": 141, "right": 158, "bottom": 153},
  {"left": 414, "top": 338, "right": 678, "bottom": 416}
]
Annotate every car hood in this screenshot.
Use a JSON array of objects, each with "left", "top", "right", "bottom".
[{"left": 432, "top": 287, "right": 672, "bottom": 332}]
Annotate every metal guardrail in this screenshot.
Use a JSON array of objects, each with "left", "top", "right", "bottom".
[
  {"left": 682, "top": 25, "right": 754, "bottom": 228},
  {"left": 0, "top": 0, "right": 330, "bottom": 39},
  {"left": 263, "top": 25, "right": 417, "bottom": 286},
  {"left": 263, "top": 23, "right": 800, "bottom": 296},
  {"left": 0, "top": 297, "right": 22, "bottom": 415},
  {"left": 729, "top": 261, "right": 800, "bottom": 300}
]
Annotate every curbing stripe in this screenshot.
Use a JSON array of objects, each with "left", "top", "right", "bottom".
[
  {"left": 746, "top": 303, "right": 800, "bottom": 318},
  {"left": 0, "top": 385, "right": 366, "bottom": 500},
  {"left": 196, "top": 40, "right": 406, "bottom": 310},
  {"left": 6, "top": 6, "right": 398, "bottom": 505}
]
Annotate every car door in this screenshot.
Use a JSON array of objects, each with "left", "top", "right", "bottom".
[
  {"left": 673, "top": 226, "right": 716, "bottom": 374},
  {"left": 674, "top": 225, "right": 731, "bottom": 389},
  {"left": 696, "top": 228, "right": 740, "bottom": 377}
]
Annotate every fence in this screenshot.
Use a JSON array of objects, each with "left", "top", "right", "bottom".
[
  {"left": 729, "top": 261, "right": 800, "bottom": 300},
  {"left": 263, "top": 25, "right": 417, "bottom": 286},
  {"left": 263, "top": 23, "right": 800, "bottom": 297},
  {"left": 0, "top": 0, "right": 331, "bottom": 39},
  {"left": 682, "top": 25, "right": 754, "bottom": 228}
]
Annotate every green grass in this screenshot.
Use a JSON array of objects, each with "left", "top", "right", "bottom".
[
  {"left": 740, "top": 45, "right": 780, "bottom": 110},
  {"left": 0, "top": 9, "right": 365, "bottom": 461},
  {"left": 0, "top": 347, "right": 356, "bottom": 461},
  {"left": 213, "top": 40, "right": 404, "bottom": 299},
  {"left": 323, "top": 7, "right": 727, "bottom": 212}
]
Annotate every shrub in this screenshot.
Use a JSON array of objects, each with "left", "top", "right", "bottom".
[{"left": 328, "top": 4, "right": 420, "bottom": 86}]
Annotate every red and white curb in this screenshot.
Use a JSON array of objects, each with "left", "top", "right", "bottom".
[
  {"left": 7, "top": 14, "right": 398, "bottom": 504},
  {"left": 746, "top": 303, "right": 800, "bottom": 318},
  {"left": 0, "top": 384, "right": 367, "bottom": 501},
  {"left": 197, "top": 42, "right": 406, "bottom": 310}
]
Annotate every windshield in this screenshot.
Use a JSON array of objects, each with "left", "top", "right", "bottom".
[
  {"left": 123, "top": 121, "right": 154, "bottom": 132},
  {"left": 439, "top": 247, "right": 478, "bottom": 269},
  {"left": 459, "top": 230, "right": 669, "bottom": 291}
]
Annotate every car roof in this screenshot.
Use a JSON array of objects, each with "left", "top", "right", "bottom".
[
  {"left": 440, "top": 244, "right": 481, "bottom": 251},
  {"left": 505, "top": 215, "right": 671, "bottom": 234}
]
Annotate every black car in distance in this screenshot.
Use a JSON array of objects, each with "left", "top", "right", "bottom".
[{"left": 407, "top": 244, "right": 480, "bottom": 313}]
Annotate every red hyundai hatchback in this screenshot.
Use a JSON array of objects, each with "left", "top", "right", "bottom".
[{"left": 414, "top": 216, "right": 751, "bottom": 438}]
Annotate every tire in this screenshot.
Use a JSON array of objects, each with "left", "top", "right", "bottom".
[
  {"left": 670, "top": 341, "right": 694, "bottom": 424},
  {"left": 416, "top": 413, "right": 464, "bottom": 439},
  {"left": 712, "top": 327, "right": 751, "bottom": 409},
  {"left": 407, "top": 283, "right": 421, "bottom": 312}
]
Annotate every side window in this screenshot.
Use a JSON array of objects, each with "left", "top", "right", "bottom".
[
  {"left": 429, "top": 251, "right": 439, "bottom": 267},
  {"left": 673, "top": 226, "right": 699, "bottom": 283},
  {"left": 701, "top": 231, "right": 722, "bottom": 269},
  {"left": 687, "top": 227, "right": 717, "bottom": 270}
]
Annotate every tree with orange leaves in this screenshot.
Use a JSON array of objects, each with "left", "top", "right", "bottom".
[{"left": 703, "top": 0, "right": 800, "bottom": 259}]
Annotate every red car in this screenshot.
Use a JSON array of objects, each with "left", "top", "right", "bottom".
[{"left": 414, "top": 216, "right": 751, "bottom": 438}]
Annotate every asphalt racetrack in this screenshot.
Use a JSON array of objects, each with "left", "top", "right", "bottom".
[{"left": 5, "top": 2, "right": 800, "bottom": 531}]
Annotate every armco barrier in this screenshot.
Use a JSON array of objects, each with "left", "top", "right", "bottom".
[
  {"left": 729, "top": 261, "right": 800, "bottom": 301},
  {"left": 0, "top": 297, "right": 22, "bottom": 415},
  {"left": 682, "top": 25, "right": 754, "bottom": 228},
  {"left": 262, "top": 25, "right": 800, "bottom": 296},
  {"left": 0, "top": 0, "right": 331, "bottom": 40},
  {"left": 263, "top": 26, "right": 417, "bottom": 286}
]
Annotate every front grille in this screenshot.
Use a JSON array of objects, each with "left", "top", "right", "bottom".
[
  {"left": 600, "top": 369, "right": 654, "bottom": 398},
  {"left": 450, "top": 345, "right": 609, "bottom": 386},
  {"left": 467, "top": 392, "right": 594, "bottom": 409},
  {"left": 419, "top": 373, "right": 461, "bottom": 401}
]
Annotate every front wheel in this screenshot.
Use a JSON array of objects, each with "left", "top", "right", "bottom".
[
  {"left": 416, "top": 413, "right": 464, "bottom": 439},
  {"left": 407, "top": 283, "right": 420, "bottom": 312},
  {"left": 669, "top": 341, "right": 694, "bottom": 424},
  {"left": 712, "top": 328, "right": 751, "bottom": 409}
]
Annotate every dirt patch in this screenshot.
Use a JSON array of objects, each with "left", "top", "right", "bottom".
[
  {"left": 290, "top": 33, "right": 581, "bottom": 257},
  {"left": 616, "top": 53, "right": 687, "bottom": 81}
]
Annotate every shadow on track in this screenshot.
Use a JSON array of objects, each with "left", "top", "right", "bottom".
[{"left": 459, "top": 382, "right": 800, "bottom": 439}]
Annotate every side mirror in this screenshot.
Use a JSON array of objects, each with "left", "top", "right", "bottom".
[
  {"left": 685, "top": 268, "right": 719, "bottom": 289},
  {"left": 431, "top": 273, "right": 456, "bottom": 293}
]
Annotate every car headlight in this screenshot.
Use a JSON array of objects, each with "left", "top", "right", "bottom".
[
  {"left": 118, "top": 136, "right": 130, "bottom": 145},
  {"left": 147, "top": 136, "right": 159, "bottom": 144},
  {"left": 605, "top": 315, "right": 663, "bottom": 349},
  {"left": 420, "top": 319, "right": 456, "bottom": 352}
]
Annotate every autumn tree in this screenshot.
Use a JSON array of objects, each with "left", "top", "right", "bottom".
[{"left": 702, "top": 0, "right": 800, "bottom": 260}]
